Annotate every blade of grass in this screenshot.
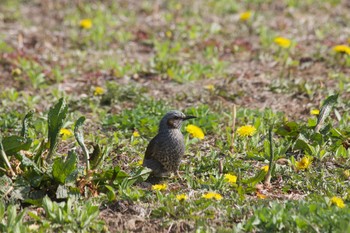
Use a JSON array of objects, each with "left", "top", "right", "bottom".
[
  {"left": 264, "top": 126, "right": 274, "bottom": 187},
  {"left": 0, "top": 134, "right": 15, "bottom": 177},
  {"left": 74, "top": 116, "right": 90, "bottom": 173}
]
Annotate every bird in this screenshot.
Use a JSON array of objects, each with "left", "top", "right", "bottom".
[{"left": 143, "top": 110, "right": 196, "bottom": 178}]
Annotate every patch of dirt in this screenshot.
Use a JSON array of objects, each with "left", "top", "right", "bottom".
[{"left": 100, "top": 200, "right": 193, "bottom": 233}]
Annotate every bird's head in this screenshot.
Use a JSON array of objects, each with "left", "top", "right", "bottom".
[{"left": 159, "top": 110, "right": 196, "bottom": 131}]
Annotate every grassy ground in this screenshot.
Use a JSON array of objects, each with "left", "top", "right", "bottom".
[{"left": 1, "top": 0, "right": 350, "bottom": 232}]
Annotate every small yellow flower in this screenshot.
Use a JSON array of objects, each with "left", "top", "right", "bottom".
[
  {"left": 296, "top": 157, "right": 311, "bottom": 170},
  {"left": 152, "top": 183, "right": 167, "bottom": 191},
  {"left": 202, "top": 192, "right": 223, "bottom": 200},
  {"left": 94, "top": 86, "right": 105, "bottom": 96},
  {"left": 332, "top": 45, "right": 350, "bottom": 55},
  {"left": 175, "top": 3, "right": 182, "bottom": 10},
  {"left": 79, "top": 19, "right": 92, "bottom": 29},
  {"left": 261, "top": 165, "right": 269, "bottom": 172},
  {"left": 166, "top": 30, "right": 172, "bottom": 38},
  {"left": 137, "top": 160, "right": 143, "bottom": 166},
  {"left": 176, "top": 194, "right": 188, "bottom": 201},
  {"left": 186, "top": 124, "right": 205, "bottom": 139},
  {"left": 133, "top": 131, "right": 140, "bottom": 137},
  {"left": 256, "top": 192, "right": 267, "bottom": 199},
  {"left": 239, "top": 11, "right": 252, "bottom": 21},
  {"left": 274, "top": 37, "right": 292, "bottom": 48},
  {"left": 204, "top": 84, "right": 215, "bottom": 91},
  {"left": 344, "top": 170, "right": 350, "bottom": 178},
  {"left": 237, "top": 125, "right": 256, "bottom": 137},
  {"left": 310, "top": 109, "right": 320, "bottom": 115},
  {"left": 12, "top": 68, "right": 22, "bottom": 76},
  {"left": 60, "top": 128, "right": 73, "bottom": 140},
  {"left": 331, "top": 196, "right": 345, "bottom": 208},
  {"left": 224, "top": 174, "right": 237, "bottom": 184}
]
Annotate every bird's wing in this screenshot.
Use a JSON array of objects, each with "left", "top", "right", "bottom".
[{"left": 144, "top": 136, "right": 158, "bottom": 160}]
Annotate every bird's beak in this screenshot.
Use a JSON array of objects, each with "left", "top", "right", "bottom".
[{"left": 183, "top": 115, "right": 196, "bottom": 120}]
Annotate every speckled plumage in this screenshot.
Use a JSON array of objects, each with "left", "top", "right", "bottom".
[{"left": 143, "top": 110, "right": 195, "bottom": 177}]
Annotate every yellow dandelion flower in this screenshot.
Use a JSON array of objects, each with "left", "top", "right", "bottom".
[
  {"left": 224, "top": 174, "right": 237, "bottom": 184},
  {"left": 60, "top": 128, "right": 73, "bottom": 140},
  {"left": 202, "top": 192, "right": 223, "bottom": 200},
  {"left": 331, "top": 196, "right": 345, "bottom": 208},
  {"left": 175, "top": 3, "right": 182, "bottom": 10},
  {"left": 261, "top": 165, "right": 269, "bottom": 172},
  {"left": 237, "top": 125, "right": 256, "bottom": 137},
  {"left": 343, "top": 170, "right": 350, "bottom": 178},
  {"left": 133, "top": 131, "right": 140, "bottom": 137},
  {"left": 204, "top": 84, "right": 215, "bottom": 91},
  {"left": 94, "top": 86, "right": 105, "bottom": 96},
  {"left": 274, "top": 37, "right": 292, "bottom": 48},
  {"left": 310, "top": 109, "right": 320, "bottom": 115},
  {"left": 256, "top": 192, "right": 267, "bottom": 199},
  {"left": 239, "top": 11, "right": 252, "bottom": 21},
  {"left": 152, "top": 183, "right": 167, "bottom": 191},
  {"left": 176, "top": 194, "right": 188, "bottom": 201},
  {"left": 11, "top": 68, "right": 22, "bottom": 76},
  {"left": 137, "top": 160, "right": 143, "bottom": 166},
  {"left": 166, "top": 30, "right": 172, "bottom": 38},
  {"left": 296, "top": 157, "right": 311, "bottom": 170},
  {"left": 186, "top": 124, "right": 205, "bottom": 139},
  {"left": 332, "top": 45, "right": 350, "bottom": 55},
  {"left": 79, "top": 19, "right": 92, "bottom": 29}
]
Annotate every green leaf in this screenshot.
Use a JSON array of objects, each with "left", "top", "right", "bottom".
[
  {"left": 21, "top": 110, "right": 34, "bottom": 137},
  {"left": 15, "top": 152, "right": 42, "bottom": 174},
  {"left": 2, "top": 136, "right": 32, "bottom": 156},
  {"left": 89, "top": 144, "right": 105, "bottom": 170},
  {"left": 74, "top": 116, "right": 90, "bottom": 172},
  {"left": 0, "top": 201, "right": 5, "bottom": 219},
  {"left": 293, "top": 135, "right": 314, "bottom": 155},
  {"left": 47, "top": 98, "right": 68, "bottom": 161},
  {"left": 315, "top": 94, "right": 338, "bottom": 132},
  {"left": 243, "top": 168, "right": 267, "bottom": 186},
  {"left": 126, "top": 167, "right": 152, "bottom": 185},
  {"left": 105, "top": 185, "right": 116, "bottom": 201},
  {"left": 52, "top": 151, "right": 77, "bottom": 184},
  {"left": 335, "top": 145, "right": 347, "bottom": 158}
]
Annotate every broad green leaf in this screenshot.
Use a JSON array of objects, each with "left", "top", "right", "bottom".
[
  {"left": 315, "top": 94, "right": 338, "bottom": 132},
  {"left": 21, "top": 110, "right": 34, "bottom": 137},
  {"left": 127, "top": 167, "right": 152, "bottom": 185},
  {"left": 23, "top": 170, "right": 44, "bottom": 188},
  {"left": 52, "top": 151, "right": 77, "bottom": 184},
  {"left": 335, "top": 145, "right": 347, "bottom": 158},
  {"left": 2, "top": 136, "right": 32, "bottom": 156},
  {"left": 293, "top": 135, "right": 314, "bottom": 155},
  {"left": 74, "top": 116, "right": 90, "bottom": 171},
  {"left": 47, "top": 98, "right": 68, "bottom": 161},
  {"left": 105, "top": 185, "right": 116, "bottom": 201},
  {"left": 243, "top": 168, "right": 267, "bottom": 186},
  {"left": 15, "top": 152, "right": 42, "bottom": 174},
  {"left": 263, "top": 140, "right": 270, "bottom": 159},
  {"left": 89, "top": 144, "right": 105, "bottom": 170}
]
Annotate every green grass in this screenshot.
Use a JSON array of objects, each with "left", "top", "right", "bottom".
[{"left": 1, "top": 0, "right": 350, "bottom": 232}]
